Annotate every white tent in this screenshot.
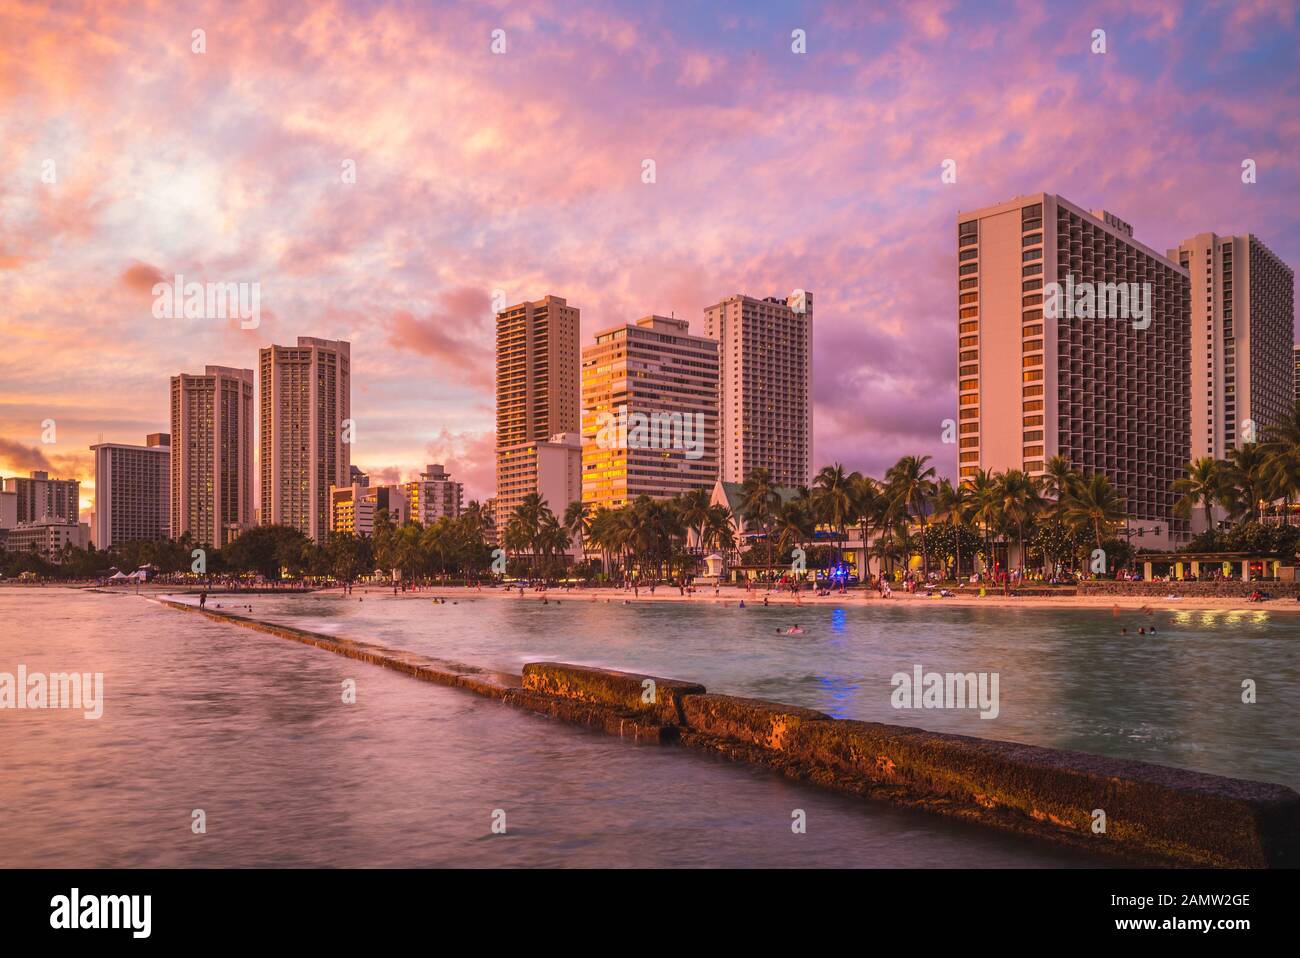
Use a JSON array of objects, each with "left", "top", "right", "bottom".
[{"left": 108, "top": 571, "right": 130, "bottom": 581}]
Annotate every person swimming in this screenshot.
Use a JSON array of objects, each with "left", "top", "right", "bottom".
[
  {"left": 778, "top": 625, "right": 805, "bottom": 635},
  {"left": 738, "top": 600, "right": 746, "bottom": 608}
]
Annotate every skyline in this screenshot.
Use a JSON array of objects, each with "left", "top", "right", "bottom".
[{"left": 3, "top": 0, "right": 1299, "bottom": 512}]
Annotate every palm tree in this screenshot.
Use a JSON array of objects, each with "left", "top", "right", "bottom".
[
  {"left": 967, "top": 468, "right": 1001, "bottom": 574},
  {"left": 1260, "top": 401, "right": 1300, "bottom": 510},
  {"left": 812, "top": 463, "right": 857, "bottom": 567},
  {"left": 933, "top": 478, "right": 972, "bottom": 580},
  {"left": 740, "top": 468, "right": 780, "bottom": 580},
  {"left": 1062, "top": 473, "right": 1126, "bottom": 555},
  {"left": 563, "top": 500, "right": 591, "bottom": 558},
  {"left": 677, "top": 487, "right": 713, "bottom": 554},
  {"left": 848, "top": 473, "right": 884, "bottom": 581},
  {"left": 1173, "top": 457, "right": 1228, "bottom": 530},
  {"left": 996, "top": 469, "right": 1043, "bottom": 571},
  {"left": 1040, "top": 455, "right": 1081, "bottom": 517},
  {"left": 886, "top": 455, "right": 937, "bottom": 575},
  {"left": 1222, "top": 443, "right": 1271, "bottom": 523},
  {"left": 772, "top": 499, "right": 816, "bottom": 582}
]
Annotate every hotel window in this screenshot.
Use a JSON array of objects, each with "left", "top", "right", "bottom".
[
  {"left": 959, "top": 408, "right": 979, "bottom": 419},
  {"left": 1023, "top": 399, "right": 1044, "bottom": 412},
  {"left": 960, "top": 321, "right": 978, "bottom": 333},
  {"left": 959, "top": 350, "right": 978, "bottom": 361},
  {"left": 1023, "top": 414, "right": 1044, "bottom": 426},
  {"left": 960, "top": 394, "right": 979, "bottom": 406},
  {"left": 1023, "top": 294, "right": 1043, "bottom": 307},
  {"left": 959, "top": 293, "right": 978, "bottom": 305},
  {"left": 1022, "top": 264, "right": 1043, "bottom": 276},
  {"left": 960, "top": 422, "right": 979, "bottom": 434},
  {"left": 1023, "top": 279, "right": 1043, "bottom": 292},
  {"left": 960, "top": 336, "right": 978, "bottom": 348},
  {"left": 960, "top": 451, "right": 979, "bottom": 463},
  {"left": 1023, "top": 460, "right": 1044, "bottom": 473},
  {"left": 1022, "top": 232, "right": 1042, "bottom": 247},
  {"left": 960, "top": 264, "right": 978, "bottom": 276},
  {"left": 960, "top": 307, "right": 978, "bottom": 318},
  {"left": 1022, "top": 324, "right": 1043, "bottom": 337},
  {"left": 959, "top": 277, "right": 978, "bottom": 290},
  {"left": 1023, "top": 385, "right": 1044, "bottom": 397},
  {"left": 960, "top": 437, "right": 979, "bottom": 449},
  {"left": 1023, "top": 430, "right": 1044, "bottom": 442},
  {"left": 1022, "top": 370, "right": 1043, "bottom": 382},
  {"left": 959, "top": 248, "right": 979, "bottom": 262},
  {"left": 959, "top": 364, "right": 978, "bottom": 376},
  {"left": 1022, "top": 248, "right": 1042, "bottom": 262},
  {"left": 960, "top": 378, "right": 978, "bottom": 391}
]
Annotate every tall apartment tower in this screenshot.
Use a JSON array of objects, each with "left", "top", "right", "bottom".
[
  {"left": 170, "top": 366, "right": 255, "bottom": 548},
  {"left": 1167, "top": 233, "right": 1295, "bottom": 458},
  {"left": 1, "top": 471, "right": 80, "bottom": 525},
  {"left": 703, "top": 292, "right": 812, "bottom": 487},
  {"left": 581, "top": 315, "right": 719, "bottom": 511},
  {"left": 495, "top": 295, "right": 580, "bottom": 533},
  {"left": 90, "top": 433, "right": 170, "bottom": 549},
  {"left": 956, "top": 194, "right": 1191, "bottom": 548},
  {"left": 1293, "top": 344, "right": 1300, "bottom": 405},
  {"left": 259, "top": 337, "right": 351, "bottom": 542}
]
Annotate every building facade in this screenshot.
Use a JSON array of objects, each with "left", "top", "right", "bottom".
[
  {"left": 1168, "top": 233, "right": 1295, "bottom": 459},
  {"left": 406, "top": 464, "right": 464, "bottom": 524},
  {"left": 0, "top": 520, "right": 90, "bottom": 561},
  {"left": 496, "top": 433, "right": 582, "bottom": 542},
  {"left": 495, "top": 295, "right": 580, "bottom": 538},
  {"left": 90, "top": 433, "right": 170, "bottom": 549},
  {"left": 259, "top": 337, "right": 351, "bottom": 542},
  {"left": 581, "top": 315, "right": 719, "bottom": 511},
  {"left": 703, "top": 292, "right": 812, "bottom": 488},
  {"left": 2, "top": 471, "right": 80, "bottom": 525},
  {"left": 170, "top": 366, "right": 255, "bottom": 548},
  {"left": 329, "top": 483, "right": 409, "bottom": 537},
  {"left": 956, "top": 194, "right": 1191, "bottom": 548}
]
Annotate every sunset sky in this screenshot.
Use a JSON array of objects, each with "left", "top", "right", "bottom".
[{"left": 1, "top": 0, "right": 1297, "bottom": 512}]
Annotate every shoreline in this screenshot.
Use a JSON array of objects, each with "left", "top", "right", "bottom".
[{"left": 7, "top": 580, "right": 1299, "bottom": 614}]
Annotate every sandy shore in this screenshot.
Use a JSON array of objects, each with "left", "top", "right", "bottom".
[
  {"left": 8, "top": 581, "right": 1296, "bottom": 615},
  {"left": 327, "top": 583, "right": 1300, "bottom": 615}
]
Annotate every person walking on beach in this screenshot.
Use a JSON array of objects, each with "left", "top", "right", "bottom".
[{"left": 199, "top": 591, "right": 207, "bottom": 610}]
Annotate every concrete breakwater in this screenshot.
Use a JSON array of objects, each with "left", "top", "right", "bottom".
[{"left": 156, "top": 598, "right": 1299, "bottom": 868}]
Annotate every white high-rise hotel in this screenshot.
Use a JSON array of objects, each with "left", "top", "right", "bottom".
[
  {"left": 704, "top": 292, "right": 812, "bottom": 488},
  {"left": 259, "top": 337, "right": 351, "bottom": 543},
  {"left": 170, "top": 366, "right": 255, "bottom": 548}
]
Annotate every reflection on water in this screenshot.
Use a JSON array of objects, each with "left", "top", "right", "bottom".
[
  {"left": 2, "top": 587, "right": 1292, "bottom": 868},
  {"left": 203, "top": 587, "right": 1300, "bottom": 789}
]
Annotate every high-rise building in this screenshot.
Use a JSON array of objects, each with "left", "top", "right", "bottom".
[
  {"left": 495, "top": 295, "right": 580, "bottom": 537},
  {"left": 259, "top": 337, "right": 351, "bottom": 542},
  {"left": 703, "top": 291, "right": 812, "bottom": 487},
  {"left": 956, "top": 194, "right": 1191, "bottom": 548},
  {"left": 406, "top": 464, "right": 464, "bottom": 524},
  {"left": 90, "top": 433, "right": 170, "bottom": 549},
  {"left": 2, "top": 470, "right": 80, "bottom": 525},
  {"left": 581, "top": 315, "right": 719, "bottom": 511},
  {"left": 1294, "top": 344, "right": 1300, "bottom": 406},
  {"left": 170, "top": 366, "right": 255, "bottom": 548},
  {"left": 496, "top": 433, "right": 582, "bottom": 545},
  {"left": 1168, "top": 233, "right": 1294, "bottom": 458},
  {"left": 349, "top": 465, "right": 370, "bottom": 487}
]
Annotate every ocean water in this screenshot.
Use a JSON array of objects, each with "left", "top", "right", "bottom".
[{"left": 3, "top": 586, "right": 1294, "bottom": 867}]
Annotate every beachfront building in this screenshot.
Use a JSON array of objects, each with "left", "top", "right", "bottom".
[
  {"left": 259, "top": 337, "right": 351, "bottom": 542},
  {"left": 495, "top": 295, "right": 580, "bottom": 540},
  {"left": 90, "top": 434, "right": 170, "bottom": 549},
  {"left": 1168, "top": 233, "right": 1295, "bottom": 460},
  {"left": 497, "top": 433, "right": 582, "bottom": 553},
  {"left": 329, "top": 483, "right": 409, "bottom": 537},
  {"left": 581, "top": 315, "right": 719, "bottom": 511},
  {"left": 405, "top": 464, "right": 463, "bottom": 524},
  {"left": 704, "top": 292, "right": 812, "bottom": 488},
  {"left": 0, "top": 519, "right": 91, "bottom": 561},
  {"left": 2, "top": 471, "right": 80, "bottom": 525},
  {"left": 955, "top": 194, "right": 1192, "bottom": 549},
  {"left": 170, "top": 366, "right": 255, "bottom": 548}
]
